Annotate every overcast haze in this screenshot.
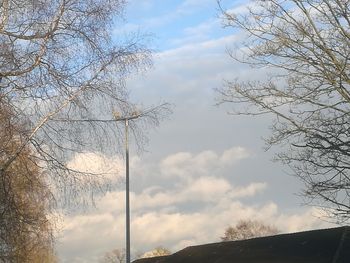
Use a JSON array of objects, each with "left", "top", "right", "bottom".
[{"left": 57, "top": 1, "right": 334, "bottom": 262}]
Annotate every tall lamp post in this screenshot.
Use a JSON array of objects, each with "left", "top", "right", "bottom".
[
  {"left": 52, "top": 107, "right": 160, "bottom": 263},
  {"left": 114, "top": 112, "right": 140, "bottom": 263}
]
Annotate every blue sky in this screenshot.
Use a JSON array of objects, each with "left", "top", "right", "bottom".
[
  {"left": 121, "top": 0, "right": 237, "bottom": 51},
  {"left": 57, "top": 1, "right": 334, "bottom": 262}
]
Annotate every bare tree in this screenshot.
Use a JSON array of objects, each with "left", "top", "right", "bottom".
[
  {"left": 0, "top": 0, "right": 169, "bottom": 205},
  {"left": 100, "top": 248, "right": 126, "bottom": 263},
  {"left": 0, "top": 105, "right": 56, "bottom": 262},
  {"left": 221, "top": 220, "right": 279, "bottom": 242},
  {"left": 140, "top": 247, "right": 171, "bottom": 258},
  {"left": 0, "top": 0, "right": 169, "bottom": 259},
  {"left": 217, "top": 0, "right": 350, "bottom": 222}
]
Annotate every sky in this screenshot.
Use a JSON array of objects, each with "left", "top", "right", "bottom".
[{"left": 57, "top": 1, "right": 335, "bottom": 262}]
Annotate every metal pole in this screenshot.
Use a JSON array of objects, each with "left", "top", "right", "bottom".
[{"left": 125, "top": 118, "right": 130, "bottom": 263}]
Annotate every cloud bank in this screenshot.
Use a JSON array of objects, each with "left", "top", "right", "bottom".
[{"left": 57, "top": 147, "right": 331, "bottom": 262}]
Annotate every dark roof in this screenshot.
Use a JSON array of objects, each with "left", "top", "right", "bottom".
[{"left": 133, "top": 226, "right": 350, "bottom": 263}]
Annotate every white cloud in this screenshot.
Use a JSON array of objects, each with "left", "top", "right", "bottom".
[
  {"left": 168, "top": 15, "right": 224, "bottom": 47},
  {"left": 57, "top": 212, "right": 123, "bottom": 263},
  {"left": 66, "top": 152, "right": 124, "bottom": 183},
  {"left": 229, "top": 182, "right": 267, "bottom": 198},
  {"left": 221, "top": 146, "right": 250, "bottom": 164},
  {"left": 96, "top": 178, "right": 266, "bottom": 213},
  {"left": 158, "top": 34, "right": 240, "bottom": 59},
  {"left": 160, "top": 147, "right": 250, "bottom": 179},
  {"left": 57, "top": 148, "right": 333, "bottom": 262},
  {"left": 184, "top": 176, "right": 231, "bottom": 198},
  {"left": 58, "top": 198, "right": 331, "bottom": 262},
  {"left": 223, "top": 1, "right": 254, "bottom": 16}
]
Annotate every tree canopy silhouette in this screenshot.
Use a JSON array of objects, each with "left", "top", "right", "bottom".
[{"left": 218, "top": 0, "right": 350, "bottom": 223}]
